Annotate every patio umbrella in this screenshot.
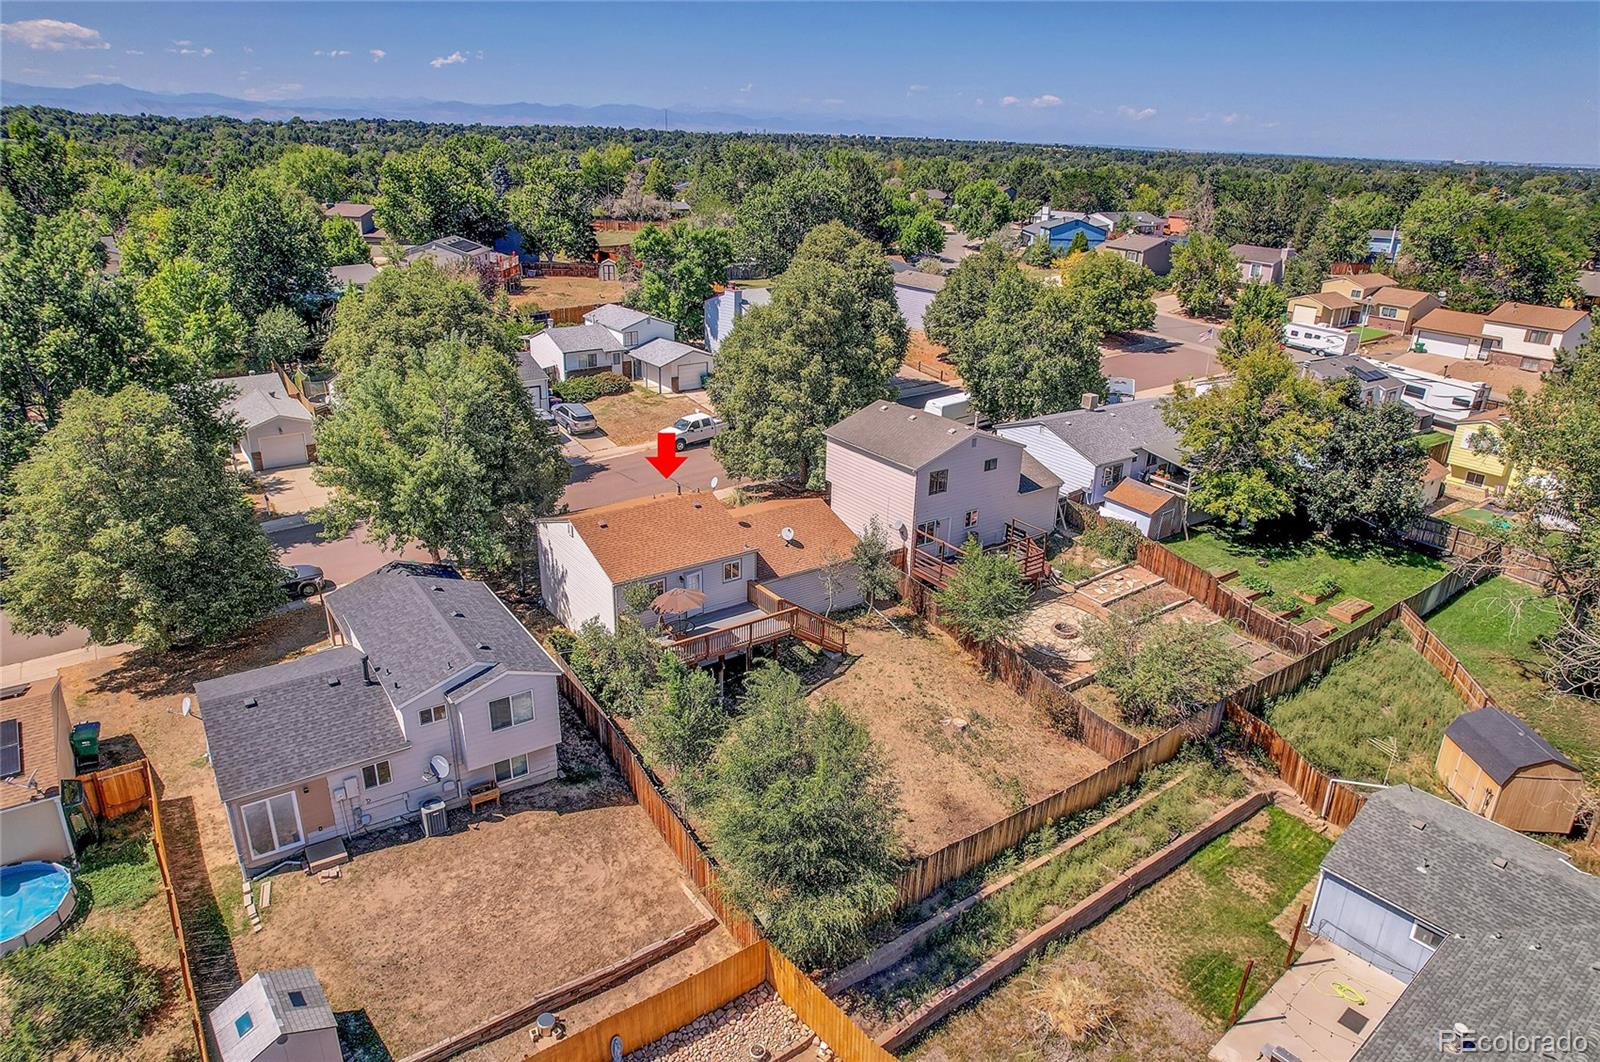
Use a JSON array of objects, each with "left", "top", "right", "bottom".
[{"left": 651, "top": 587, "right": 706, "bottom": 615}]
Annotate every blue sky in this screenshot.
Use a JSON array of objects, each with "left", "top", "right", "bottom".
[{"left": 3, "top": 2, "right": 1597, "bottom": 165}]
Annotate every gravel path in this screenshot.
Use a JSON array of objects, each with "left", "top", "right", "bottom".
[{"left": 626, "top": 985, "right": 814, "bottom": 1061}]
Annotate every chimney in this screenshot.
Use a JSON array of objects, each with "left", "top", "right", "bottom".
[{"left": 1081, "top": 393, "right": 1100, "bottom": 411}]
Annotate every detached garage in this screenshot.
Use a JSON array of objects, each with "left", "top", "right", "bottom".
[{"left": 222, "top": 373, "right": 316, "bottom": 471}]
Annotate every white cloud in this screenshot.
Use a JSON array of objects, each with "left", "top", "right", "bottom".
[
  {"left": 1117, "top": 105, "right": 1158, "bottom": 121},
  {"left": 1001, "top": 95, "right": 1021, "bottom": 106},
  {"left": 370, "top": 48, "right": 386, "bottom": 61},
  {"left": 239, "top": 82, "right": 303, "bottom": 101},
  {"left": 313, "top": 48, "right": 352, "bottom": 58},
  {"left": 907, "top": 84, "right": 928, "bottom": 94},
  {"left": 738, "top": 82, "right": 753, "bottom": 94},
  {"left": 430, "top": 50, "right": 467, "bottom": 68},
  {"left": 1189, "top": 111, "right": 1246, "bottom": 126},
  {"left": 1031, "top": 94, "right": 1062, "bottom": 108},
  {"left": 82, "top": 72, "right": 120, "bottom": 81},
  {"left": 124, "top": 48, "right": 143, "bottom": 55},
  {"left": 1, "top": 18, "right": 110, "bottom": 51},
  {"left": 975, "top": 97, "right": 985, "bottom": 108}
]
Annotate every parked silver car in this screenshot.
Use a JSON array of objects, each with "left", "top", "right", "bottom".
[
  {"left": 662, "top": 412, "right": 724, "bottom": 450},
  {"left": 552, "top": 402, "right": 599, "bottom": 435}
]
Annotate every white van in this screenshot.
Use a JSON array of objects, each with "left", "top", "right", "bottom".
[
  {"left": 923, "top": 391, "right": 974, "bottom": 421},
  {"left": 1284, "top": 323, "right": 1358, "bottom": 356}
]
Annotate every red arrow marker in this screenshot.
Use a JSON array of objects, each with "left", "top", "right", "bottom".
[{"left": 645, "top": 430, "right": 686, "bottom": 479}]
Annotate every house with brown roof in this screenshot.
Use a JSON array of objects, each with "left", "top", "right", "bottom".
[
  {"left": 1481, "top": 302, "right": 1592, "bottom": 368},
  {"left": 1288, "top": 290, "right": 1362, "bottom": 329},
  {"left": 322, "top": 202, "right": 386, "bottom": 244},
  {"left": 1101, "top": 233, "right": 1172, "bottom": 276},
  {"left": 1365, "top": 287, "right": 1441, "bottom": 334},
  {"left": 1100, "top": 478, "right": 1185, "bottom": 539},
  {"left": 1321, "top": 273, "right": 1396, "bottom": 303},
  {"left": 1411, "top": 307, "right": 1497, "bottom": 360},
  {"left": 0, "top": 678, "right": 77, "bottom": 864},
  {"left": 536, "top": 493, "right": 863, "bottom": 633}
]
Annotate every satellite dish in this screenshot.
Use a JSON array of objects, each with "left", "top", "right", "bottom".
[
  {"left": 709, "top": 476, "right": 719, "bottom": 490},
  {"left": 894, "top": 519, "right": 908, "bottom": 537},
  {"left": 781, "top": 526, "right": 794, "bottom": 542},
  {"left": 429, "top": 755, "right": 451, "bottom": 780},
  {"left": 181, "top": 696, "right": 192, "bottom": 717}
]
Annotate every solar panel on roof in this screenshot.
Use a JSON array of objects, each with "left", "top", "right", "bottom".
[
  {"left": 1352, "top": 367, "right": 1387, "bottom": 382},
  {"left": 0, "top": 718, "right": 19, "bottom": 778}
]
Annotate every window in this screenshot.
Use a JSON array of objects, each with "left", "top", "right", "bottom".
[
  {"left": 1450, "top": 397, "right": 1472, "bottom": 408},
  {"left": 287, "top": 991, "right": 308, "bottom": 1008},
  {"left": 964, "top": 509, "right": 979, "bottom": 529},
  {"left": 1465, "top": 471, "right": 1486, "bottom": 488},
  {"left": 1410, "top": 922, "right": 1446, "bottom": 949},
  {"left": 1100, "top": 464, "right": 1124, "bottom": 488},
  {"left": 1527, "top": 329, "right": 1551, "bottom": 345},
  {"left": 1250, "top": 263, "right": 1264, "bottom": 277},
  {"left": 983, "top": 457, "right": 998, "bottom": 472},
  {"left": 928, "top": 469, "right": 948, "bottom": 495},
  {"left": 1403, "top": 384, "right": 1427, "bottom": 399},
  {"left": 239, "top": 792, "right": 302, "bottom": 859},
  {"left": 624, "top": 330, "right": 638, "bottom": 346},
  {"left": 417, "top": 705, "right": 446, "bottom": 727},
  {"left": 723, "top": 560, "right": 742, "bottom": 582},
  {"left": 361, "top": 760, "right": 392, "bottom": 789},
  {"left": 1379, "top": 305, "right": 1399, "bottom": 319},
  {"left": 1348, "top": 288, "right": 1362, "bottom": 299},
  {"left": 1520, "top": 357, "right": 1544, "bottom": 372},
  {"left": 0, "top": 718, "right": 19, "bottom": 778},
  {"left": 494, "top": 754, "right": 529, "bottom": 782},
  {"left": 235, "top": 1013, "right": 255, "bottom": 1038},
  {"left": 489, "top": 690, "right": 535, "bottom": 731}
]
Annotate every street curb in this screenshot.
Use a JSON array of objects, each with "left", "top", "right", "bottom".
[{"left": 262, "top": 514, "right": 311, "bottom": 534}]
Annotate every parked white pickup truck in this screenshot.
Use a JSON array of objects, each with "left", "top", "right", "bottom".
[{"left": 662, "top": 412, "right": 724, "bottom": 450}]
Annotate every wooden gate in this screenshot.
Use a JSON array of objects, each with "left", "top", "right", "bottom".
[{"left": 78, "top": 760, "right": 152, "bottom": 818}]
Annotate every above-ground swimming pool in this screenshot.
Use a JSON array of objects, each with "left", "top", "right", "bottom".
[{"left": 0, "top": 861, "right": 77, "bottom": 955}]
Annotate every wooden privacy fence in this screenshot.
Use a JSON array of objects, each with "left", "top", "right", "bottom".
[
  {"left": 144, "top": 759, "right": 212, "bottom": 1062},
  {"left": 1225, "top": 703, "right": 1369, "bottom": 826},
  {"left": 556, "top": 665, "right": 761, "bottom": 946},
  {"left": 1398, "top": 604, "right": 1494, "bottom": 710},
  {"left": 1135, "top": 539, "right": 1316, "bottom": 656},
  {"left": 877, "top": 791, "right": 1273, "bottom": 1052},
  {"left": 1402, "top": 516, "right": 1553, "bottom": 588},
  {"left": 77, "top": 759, "right": 152, "bottom": 819},
  {"left": 533, "top": 941, "right": 894, "bottom": 1062},
  {"left": 525, "top": 259, "right": 600, "bottom": 278}
]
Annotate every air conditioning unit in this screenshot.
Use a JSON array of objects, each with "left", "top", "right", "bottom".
[{"left": 420, "top": 798, "right": 449, "bottom": 838}]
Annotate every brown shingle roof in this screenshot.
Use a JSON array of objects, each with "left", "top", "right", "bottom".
[
  {"left": 1414, "top": 307, "right": 1489, "bottom": 339},
  {"left": 324, "top": 201, "right": 374, "bottom": 219},
  {"left": 1229, "top": 243, "right": 1289, "bottom": 264},
  {"left": 1484, "top": 302, "right": 1588, "bottom": 332},
  {"left": 0, "top": 678, "right": 67, "bottom": 810},
  {"left": 559, "top": 493, "right": 754, "bottom": 583},
  {"left": 1105, "top": 233, "right": 1168, "bottom": 253},
  {"left": 1103, "top": 477, "right": 1180, "bottom": 516},
  {"left": 734, "top": 497, "right": 861, "bottom": 580},
  {"left": 1292, "top": 291, "right": 1361, "bottom": 311},
  {"left": 1369, "top": 287, "right": 1435, "bottom": 309}
]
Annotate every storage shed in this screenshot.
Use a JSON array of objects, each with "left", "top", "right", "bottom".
[
  {"left": 1436, "top": 707, "right": 1584, "bottom": 834},
  {"left": 1100, "top": 477, "right": 1184, "bottom": 540},
  {"left": 210, "top": 967, "right": 341, "bottom": 1062}
]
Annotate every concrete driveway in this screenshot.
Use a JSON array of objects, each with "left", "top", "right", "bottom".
[{"left": 256, "top": 464, "right": 331, "bottom": 518}]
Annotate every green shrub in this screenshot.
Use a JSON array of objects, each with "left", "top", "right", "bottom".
[
  {"left": 0, "top": 929, "right": 161, "bottom": 1060},
  {"left": 544, "top": 628, "right": 577, "bottom": 656},
  {"left": 77, "top": 821, "right": 159, "bottom": 909},
  {"left": 1081, "top": 612, "right": 1249, "bottom": 727},
  {"left": 1079, "top": 520, "right": 1140, "bottom": 564},
  {"left": 1302, "top": 573, "right": 1341, "bottom": 598},
  {"left": 1263, "top": 592, "right": 1300, "bottom": 613},
  {"left": 551, "top": 372, "right": 631, "bottom": 403},
  {"left": 1239, "top": 573, "right": 1272, "bottom": 593}
]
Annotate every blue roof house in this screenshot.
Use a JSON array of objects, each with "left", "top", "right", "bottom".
[
  {"left": 1368, "top": 228, "right": 1402, "bottom": 261},
  {"left": 1021, "top": 210, "right": 1111, "bottom": 253}
]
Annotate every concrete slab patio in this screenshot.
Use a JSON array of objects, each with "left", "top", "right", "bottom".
[{"left": 1211, "top": 939, "right": 1404, "bottom": 1062}]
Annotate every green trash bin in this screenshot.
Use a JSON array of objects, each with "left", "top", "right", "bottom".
[{"left": 70, "top": 722, "right": 101, "bottom": 769}]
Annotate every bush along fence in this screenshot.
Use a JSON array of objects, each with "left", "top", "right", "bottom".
[{"left": 555, "top": 664, "right": 762, "bottom": 946}]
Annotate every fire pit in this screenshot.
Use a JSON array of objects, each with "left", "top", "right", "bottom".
[{"left": 1053, "top": 620, "right": 1081, "bottom": 639}]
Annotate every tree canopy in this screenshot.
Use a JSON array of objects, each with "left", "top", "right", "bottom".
[
  {"left": 933, "top": 536, "right": 1030, "bottom": 648},
  {"left": 1170, "top": 232, "right": 1240, "bottom": 318},
  {"left": 322, "top": 259, "right": 509, "bottom": 372},
  {"left": 630, "top": 221, "right": 733, "bottom": 340},
  {"left": 1059, "top": 250, "right": 1157, "bottom": 335}
]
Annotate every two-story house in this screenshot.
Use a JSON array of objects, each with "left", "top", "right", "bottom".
[
  {"left": 1230, "top": 244, "right": 1293, "bottom": 285},
  {"left": 1364, "top": 287, "right": 1441, "bottom": 334},
  {"left": 825, "top": 401, "right": 1061, "bottom": 551},
  {"left": 1321, "top": 272, "right": 1396, "bottom": 305},
  {"left": 537, "top": 492, "right": 862, "bottom": 632},
  {"left": 996, "top": 394, "right": 1189, "bottom": 507},
  {"left": 1101, "top": 234, "right": 1172, "bottom": 276},
  {"left": 323, "top": 202, "right": 384, "bottom": 244},
  {"left": 195, "top": 565, "right": 562, "bottom": 873},
  {"left": 1444, "top": 408, "right": 1519, "bottom": 498},
  {"left": 583, "top": 304, "right": 676, "bottom": 351},
  {"left": 1481, "top": 302, "right": 1592, "bottom": 369},
  {"left": 703, "top": 286, "right": 772, "bottom": 354}
]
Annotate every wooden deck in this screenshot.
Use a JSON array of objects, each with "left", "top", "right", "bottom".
[
  {"left": 911, "top": 520, "right": 1050, "bottom": 591},
  {"left": 666, "top": 601, "right": 847, "bottom": 666}
]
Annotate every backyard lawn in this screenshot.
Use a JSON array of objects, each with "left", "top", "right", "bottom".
[
  {"left": 583, "top": 386, "right": 705, "bottom": 446},
  {"left": 1264, "top": 626, "right": 1464, "bottom": 789},
  {"left": 1442, "top": 507, "right": 1512, "bottom": 531},
  {"left": 506, "top": 274, "right": 625, "bottom": 312},
  {"left": 1426, "top": 576, "right": 1599, "bottom": 781},
  {"left": 904, "top": 806, "right": 1331, "bottom": 1061},
  {"left": 1165, "top": 528, "right": 1447, "bottom": 629}
]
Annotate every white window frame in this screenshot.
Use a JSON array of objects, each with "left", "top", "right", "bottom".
[
  {"left": 722, "top": 560, "right": 742, "bottom": 582},
  {"left": 489, "top": 690, "right": 535, "bottom": 731},
  {"left": 1410, "top": 921, "right": 1445, "bottom": 949},
  {"left": 1379, "top": 305, "right": 1399, "bottom": 319},
  {"left": 417, "top": 705, "right": 446, "bottom": 727},
  {"left": 494, "top": 754, "right": 530, "bottom": 783},
  {"left": 361, "top": 760, "right": 392, "bottom": 789},
  {"left": 239, "top": 792, "right": 303, "bottom": 860}
]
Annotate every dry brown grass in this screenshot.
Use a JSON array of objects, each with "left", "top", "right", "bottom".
[
  {"left": 585, "top": 387, "right": 706, "bottom": 446},
  {"left": 1024, "top": 970, "right": 1120, "bottom": 1043},
  {"left": 507, "top": 274, "right": 625, "bottom": 311}
]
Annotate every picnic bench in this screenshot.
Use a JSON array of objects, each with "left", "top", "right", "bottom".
[{"left": 468, "top": 781, "right": 501, "bottom": 812}]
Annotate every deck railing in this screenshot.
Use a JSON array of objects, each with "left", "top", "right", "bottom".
[{"left": 667, "top": 605, "right": 846, "bottom": 665}]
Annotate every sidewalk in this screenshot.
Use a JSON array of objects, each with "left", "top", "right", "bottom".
[{"left": 1, "top": 641, "right": 132, "bottom": 687}]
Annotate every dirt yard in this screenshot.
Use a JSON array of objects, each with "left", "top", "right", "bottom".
[
  {"left": 58, "top": 606, "right": 738, "bottom": 1059},
  {"left": 585, "top": 387, "right": 706, "bottom": 447},
  {"left": 815, "top": 616, "right": 1108, "bottom": 857},
  {"left": 508, "top": 274, "right": 625, "bottom": 311}
]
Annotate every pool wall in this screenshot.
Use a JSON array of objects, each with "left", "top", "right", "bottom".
[{"left": 0, "top": 861, "right": 78, "bottom": 956}]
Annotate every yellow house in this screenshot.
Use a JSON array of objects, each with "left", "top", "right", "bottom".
[{"left": 1444, "top": 409, "right": 1518, "bottom": 498}]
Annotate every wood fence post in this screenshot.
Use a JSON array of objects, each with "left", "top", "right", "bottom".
[
  {"left": 1286, "top": 903, "right": 1307, "bottom": 969},
  {"left": 1229, "top": 959, "right": 1254, "bottom": 1027}
]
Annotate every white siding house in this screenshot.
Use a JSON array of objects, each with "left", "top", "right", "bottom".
[
  {"left": 1411, "top": 308, "right": 1495, "bottom": 360},
  {"left": 1480, "top": 302, "right": 1591, "bottom": 366},
  {"left": 583, "top": 304, "right": 676, "bottom": 350},
  {"left": 703, "top": 287, "right": 772, "bottom": 354},
  {"left": 221, "top": 373, "right": 315, "bottom": 471},
  {"left": 997, "top": 395, "right": 1189, "bottom": 505}
]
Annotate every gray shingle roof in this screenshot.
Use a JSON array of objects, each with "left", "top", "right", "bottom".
[
  {"left": 515, "top": 351, "right": 549, "bottom": 389},
  {"left": 329, "top": 263, "right": 379, "bottom": 287},
  {"left": 1330, "top": 787, "right": 1600, "bottom": 1062},
  {"left": 1019, "top": 451, "right": 1062, "bottom": 493},
  {"left": 532, "top": 324, "right": 623, "bottom": 354},
  {"left": 1229, "top": 243, "right": 1291, "bottom": 264},
  {"left": 211, "top": 966, "right": 336, "bottom": 1062},
  {"left": 584, "top": 303, "right": 659, "bottom": 332},
  {"left": 1302, "top": 355, "right": 1401, "bottom": 387},
  {"left": 892, "top": 270, "right": 948, "bottom": 293},
  {"left": 326, "top": 566, "right": 559, "bottom": 706},
  {"left": 220, "top": 374, "right": 315, "bottom": 430},
  {"left": 629, "top": 338, "right": 708, "bottom": 368},
  {"left": 195, "top": 646, "right": 405, "bottom": 803},
  {"left": 1002, "top": 396, "right": 1185, "bottom": 468},
  {"left": 825, "top": 401, "right": 1012, "bottom": 472},
  {"left": 1443, "top": 707, "right": 1578, "bottom": 784},
  {"left": 1102, "top": 233, "right": 1168, "bottom": 253}
]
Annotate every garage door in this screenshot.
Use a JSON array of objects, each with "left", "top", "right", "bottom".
[{"left": 256, "top": 433, "right": 309, "bottom": 470}]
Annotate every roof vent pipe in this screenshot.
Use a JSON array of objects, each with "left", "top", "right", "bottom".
[{"left": 1081, "top": 393, "right": 1100, "bottom": 411}]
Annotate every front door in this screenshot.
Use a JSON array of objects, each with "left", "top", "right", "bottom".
[{"left": 683, "top": 570, "right": 703, "bottom": 615}]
